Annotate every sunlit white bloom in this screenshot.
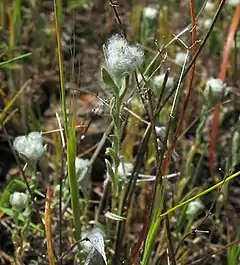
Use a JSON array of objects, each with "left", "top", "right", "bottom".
[
  {"left": 143, "top": 6, "right": 158, "bottom": 20},
  {"left": 186, "top": 199, "right": 204, "bottom": 217},
  {"left": 10, "top": 192, "right": 28, "bottom": 212},
  {"left": 13, "top": 132, "right": 44, "bottom": 161},
  {"left": 205, "top": 2, "right": 215, "bottom": 12},
  {"left": 206, "top": 78, "right": 225, "bottom": 93},
  {"left": 227, "top": 0, "right": 239, "bottom": 7},
  {"left": 204, "top": 19, "right": 212, "bottom": 29},
  {"left": 175, "top": 52, "right": 187, "bottom": 65},
  {"left": 152, "top": 74, "right": 174, "bottom": 89},
  {"left": 104, "top": 34, "right": 145, "bottom": 77}
]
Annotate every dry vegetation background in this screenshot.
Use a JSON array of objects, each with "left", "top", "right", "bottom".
[{"left": 0, "top": 1, "right": 240, "bottom": 265}]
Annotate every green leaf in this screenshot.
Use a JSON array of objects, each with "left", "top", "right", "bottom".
[
  {"left": 104, "top": 211, "right": 126, "bottom": 221},
  {"left": 0, "top": 207, "right": 42, "bottom": 231},
  {"left": 0, "top": 178, "right": 26, "bottom": 208},
  {"left": 101, "top": 67, "right": 119, "bottom": 95},
  {"left": 0, "top": 53, "right": 32, "bottom": 68},
  {"left": 105, "top": 159, "right": 114, "bottom": 182}
]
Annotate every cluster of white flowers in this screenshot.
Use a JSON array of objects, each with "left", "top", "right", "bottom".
[
  {"left": 10, "top": 192, "right": 28, "bottom": 212},
  {"left": 104, "top": 34, "right": 145, "bottom": 77},
  {"left": 152, "top": 74, "right": 174, "bottom": 89},
  {"left": 142, "top": 6, "right": 158, "bottom": 20},
  {"left": 186, "top": 199, "right": 204, "bottom": 218},
  {"left": 175, "top": 52, "right": 187, "bottom": 65},
  {"left": 13, "top": 132, "right": 44, "bottom": 161}
]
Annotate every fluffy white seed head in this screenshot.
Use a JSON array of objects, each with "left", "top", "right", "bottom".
[
  {"left": 153, "top": 74, "right": 174, "bottom": 89},
  {"left": 10, "top": 192, "right": 28, "bottom": 212},
  {"left": 175, "top": 52, "right": 187, "bottom": 65},
  {"left": 186, "top": 199, "right": 204, "bottom": 217},
  {"left": 143, "top": 6, "right": 158, "bottom": 20},
  {"left": 13, "top": 132, "right": 44, "bottom": 161},
  {"left": 104, "top": 34, "right": 145, "bottom": 77}
]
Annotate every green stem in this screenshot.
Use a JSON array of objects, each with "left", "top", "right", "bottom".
[{"left": 160, "top": 169, "right": 240, "bottom": 218}]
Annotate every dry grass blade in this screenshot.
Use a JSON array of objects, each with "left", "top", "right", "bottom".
[{"left": 45, "top": 187, "right": 56, "bottom": 265}]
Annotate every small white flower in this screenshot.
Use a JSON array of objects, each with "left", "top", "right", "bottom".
[
  {"left": 10, "top": 192, "right": 28, "bottom": 211},
  {"left": 143, "top": 6, "right": 158, "bottom": 20},
  {"left": 206, "top": 78, "right": 225, "bottom": 93},
  {"left": 186, "top": 199, "right": 204, "bottom": 217},
  {"left": 205, "top": 2, "right": 215, "bottom": 12},
  {"left": 175, "top": 52, "right": 187, "bottom": 65},
  {"left": 117, "top": 162, "right": 133, "bottom": 181},
  {"left": 204, "top": 19, "right": 212, "bottom": 29},
  {"left": 13, "top": 132, "right": 44, "bottom": 161},
  {"left": 227, "top": 0, "right": 239, "bottom": 7},
  {"left": 104, "top": 34, "right": 145, "bottom": 77},
  {"left": 152, "top": 74, "right": 174, "bottom": 89}
]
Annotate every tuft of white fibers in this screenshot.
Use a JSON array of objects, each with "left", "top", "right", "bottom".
[
  {"left": 142, "top": 6, "right": 158, "bottom": 20},
  {"left": 13, "top": 132, "right": 44, "bottom": 161},
  {"left": 175, "top": 52, "right": 187, "bottom": 65},
  {"left": 104, "top": 34, "right": 145, "bottom": 77},
  {"left": 186, "top": 199, "right": 204, "bottom": 218},
  {"left": 10, "top": 192, "right": 28, "bottom": 212},
  {"left": 227, "top": 0, "right": 239, "bottom": 6},
  {"left": 152, "top": 74, "right": 174, "bottom": 89}
]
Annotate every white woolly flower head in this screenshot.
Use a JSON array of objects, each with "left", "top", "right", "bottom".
[
  {"left": 205, "top": 2, "right": 215, "bottom": 12},
  {"left": 117, "top": 162, "right": 133, "bottom": 182},
  {"left": 10, "top": 192, "right": 28, "bottom": 212},
  {"left": 227, "top": 0, "right": 239, "bottom": 7},
  {"left": 186, "top": 199, "right": 204, "bottom": 218},
  {"left": 206, "top": 78, "right": 225, "bottom": 93},
  {"left": 13, "top": 132, "right": 44, "bottom": 161},
  {"left": 143, "top": 6, "right": 158, "bottom": 20},
  {"left": 152, "top": 74, "right": 174, "bottom": 89},
  {"left": 104, "top": 34, "right": 145, "bottom": 77},
  {"left": 175, "top": 52, "right": 187, "bottom": 65}
]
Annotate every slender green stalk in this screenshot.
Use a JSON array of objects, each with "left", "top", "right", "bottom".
[
  {"left": 13, "top": 0, "right": 21, "bottom": 43},
  {"left": 53, "top": 0, "right": 68, "bottom": 133},
  {"left": 53, "top": 0, "right": 81, "bottom": 259},
  {"left": 159, "top": 169, "right": 240, "bottom": 218}
]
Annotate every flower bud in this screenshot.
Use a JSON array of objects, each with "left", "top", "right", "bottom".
[
  {"left": 10, "top": 192, "right": 28, "bottom": 212},
  {"left": 186, "top": 199, "right": 204, "bottom": 218}
]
